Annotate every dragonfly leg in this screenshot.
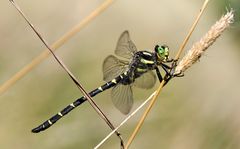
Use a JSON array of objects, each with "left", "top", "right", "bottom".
[
  {"left": 173, "top": 70, "right": 184, "bottom": 77},
  {"left": 157, "top": 63, "right": 175, "bottom": 85},
  {"left": 161, "top": 59, "right": 184, "bottom": 85},
  {"left": 155, "top": 67, "right": 163, "bottom": 82},
  {"left": 166, "top": 58, "right": 174, "bottom": 63},
  {"left": 161, "top": 63, "right": 172, "bottom": 70},
  {"left": 168, "top": 59, "right": 185, "bottom": 77},
  {"left": 163, "top": 75, "right": 171, "bottom": 85},
  {"left": 161, "top": 64, "right": 171, "bottom": 75}
]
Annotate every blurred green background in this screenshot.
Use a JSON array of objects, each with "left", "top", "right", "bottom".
[{"left": 1, "top": 0, "right": 240, "bottom": 149}]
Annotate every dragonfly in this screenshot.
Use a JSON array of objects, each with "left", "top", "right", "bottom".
[{"left": 32, "top": 30, "right": 175, "bottom": 133}]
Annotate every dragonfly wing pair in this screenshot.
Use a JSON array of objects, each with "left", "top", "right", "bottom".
[{"left": 103, "top": 31, "right": 156, "bottom": 114}]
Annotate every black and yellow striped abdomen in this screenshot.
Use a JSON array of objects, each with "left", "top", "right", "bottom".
[{"left": 32, "top": 73, "right": 127, "bottom": 133}]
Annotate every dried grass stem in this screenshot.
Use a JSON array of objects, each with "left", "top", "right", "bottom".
[{"left": 175, "top": 10, "right": 234, "bottom": 74}]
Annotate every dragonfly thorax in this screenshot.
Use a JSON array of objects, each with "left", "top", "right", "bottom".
[
  {"left": 132, "top": 51, "right": 157, "bottom": 71},
  {"left": 118, "top": 51, "right": 157, "bottom": 85}
]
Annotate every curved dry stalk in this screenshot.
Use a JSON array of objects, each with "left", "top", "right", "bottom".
[
  {"left": 125, "top": 1, "right": 211, "bottom": 148},
  {"left": 0, "top": 0, "right": 115, "bottom": 95},
  {"left": 9, "top": 0, "right": 124, "bottom": 148},
  {"left": 174, "top": 0, "right": 210, "bottom": 60}
]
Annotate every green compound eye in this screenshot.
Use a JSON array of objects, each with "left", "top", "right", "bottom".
[
  {"left": 158, "top": 46, "right": 164, "bottom": 53},
  {"left": 155, "top": 45, "right": 169, "bottom": 61}
]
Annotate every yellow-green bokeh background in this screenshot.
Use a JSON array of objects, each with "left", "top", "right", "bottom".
[{"left": 1, "top": 0, "right": 240, "bottom": 149}]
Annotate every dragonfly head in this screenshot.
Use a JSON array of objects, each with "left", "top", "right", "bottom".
[{"left": 155, "top": 45, "right": 169, "bottom": 62}]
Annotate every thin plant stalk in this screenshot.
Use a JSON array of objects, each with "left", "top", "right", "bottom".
[
  {"left": 175, "top": 9, "right": 234, "bottom": 74},
  {"left": 126, "top": 0, "right": 210, "bottom": 148},
  {"left": 174, "top": 0, "right": 210, "bottom": 60},
  {"left": 0, "top": 0, "right": 115, "bottom": 95},
  {"left": 9, "top": 0, "right": 124, "bottom": 148},
  {"left": 126, "top": 81, "right": 165, "bottom": 148}
]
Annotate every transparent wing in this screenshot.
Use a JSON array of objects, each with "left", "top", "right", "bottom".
[
  {"left": 115, "top": 30, "right": 138, "bottom": 59},
  {"left": 134, "top": 71, "right": 156, "bottom": 89},
  {"left": 102, "top": 55, "right": 129, "bottom": 82},
  {"left": 111, "top": 84, "right": 133, "bottom": 115}
]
